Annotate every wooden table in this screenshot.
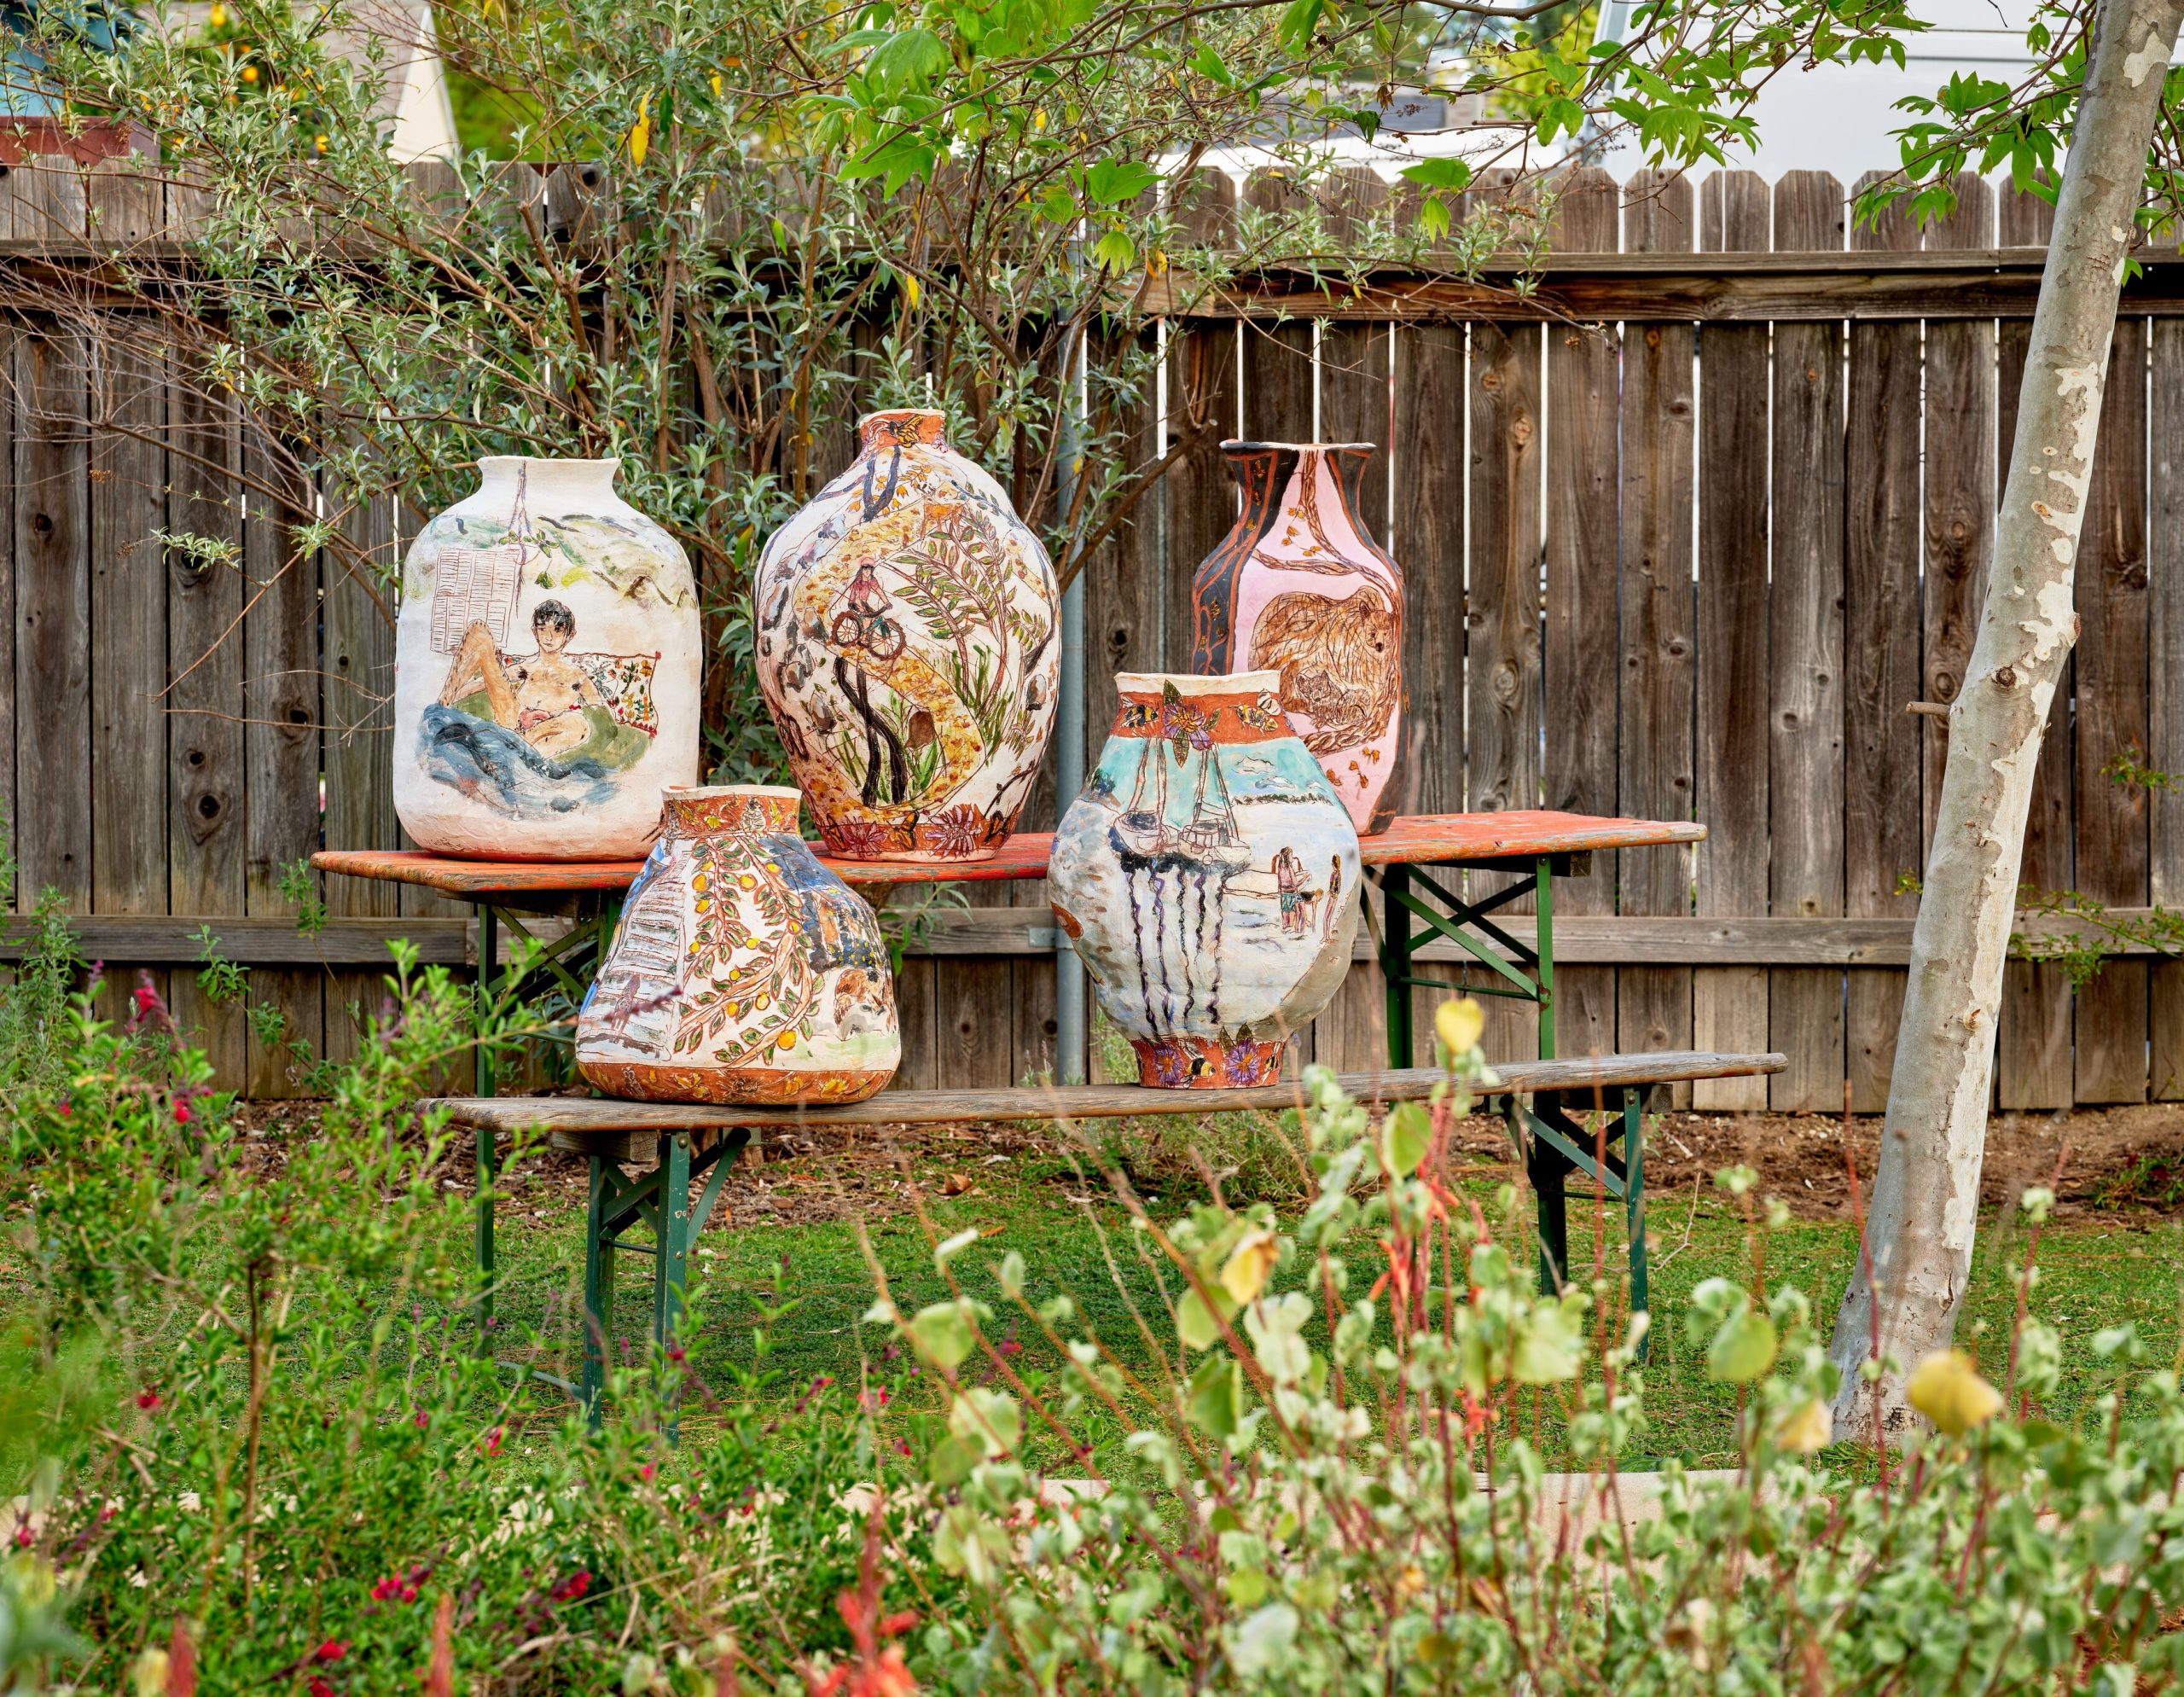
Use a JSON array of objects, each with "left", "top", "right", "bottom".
[
  {"left": 318, "top": 811, "right": 1704, "bottom": 1340},
  {"left": 315, "top": 808, "right": 1705, "bottom": 1075}
]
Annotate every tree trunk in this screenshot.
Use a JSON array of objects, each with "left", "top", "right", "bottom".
[{"left": 1826, "top": 0, "right": 2183, "bottom": 1437}]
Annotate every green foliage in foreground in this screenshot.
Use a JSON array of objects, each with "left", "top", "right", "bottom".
[{"left": 3, "top": 972, "right": 2182, "bottom": 1695}]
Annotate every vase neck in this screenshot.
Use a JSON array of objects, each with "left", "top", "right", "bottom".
[
  {"left": 664, "top": 786, "right": 803, "bottom": 839},
  {"left": 858, "top": 410, "right": 948, "bottom": 454},
  {"left": 476, "top": 456, "right": 619, "bottom": 508},
  {"left": 1110, "top": 671, "right": 1289, "bottom": 746}
]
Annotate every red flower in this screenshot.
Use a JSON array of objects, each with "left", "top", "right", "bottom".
[
  {"left": 309, "top": 1680, "right": 334, "bottom": 1697},
  {"left": 550, "top": 1569, "right": 590, "bottom": 1602},
  {"left": 665, "top": 1344, "right": 685, "bottom": 1363},
  {"left": 313, "top": 1642, "right": 347, "bottom": 1664},
  {"left": 11, "top": 1526, "right": 31, "bottom": 1549},
  {"left": 371, "top": 1577, "right": 401, "bottom": 1601},
  {"left": 638, "top": 1463, "right": 655, "bottom": 1482},
  {"left": 997, "top": 1340, "right": 1022, "bottom": 1357},
  {"left": 136, "top": 1389, "right": 160, "bottom": 1410},
  {"left": 481, "top": 1427, "right": 503, "bottom": 1458},
  {"left": 413, "top": 1411, "right": 428, "bottom": 1429},
  {"left": 174, "top": 1101, "right": 193, "bottom": 1125},
  {"left": 861, "top": 1389, "right": 891, "bottom": 1410},
  {"left": 133, "top": 985, "right": 158, "bottom": 1013}
]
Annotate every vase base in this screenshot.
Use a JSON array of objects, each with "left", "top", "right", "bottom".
[
  {"left": 1130, "top": 1035, "right": 1288, "bottom": 1090},
  {"left": 579, "top": 1061, "right": 897, "bottom": 1106},
  {"left": 821, "top": 845, "right": 1002, "bottom": 865}
]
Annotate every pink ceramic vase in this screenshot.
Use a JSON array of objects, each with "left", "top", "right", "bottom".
[{"left": 1188, "top": 441, "right": 1406, "bottom": 835}]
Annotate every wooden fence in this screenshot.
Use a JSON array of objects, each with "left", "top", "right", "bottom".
[{"left": 5, "top": 157, "right": 2183, "bottom": 1108}]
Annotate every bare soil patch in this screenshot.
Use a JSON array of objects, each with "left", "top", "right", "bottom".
[{"left": 229, "top": 1095, "right": 2184, "bottom": 1231}]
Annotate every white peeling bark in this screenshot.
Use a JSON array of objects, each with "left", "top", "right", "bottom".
[{"left": 1827, "top": 0, "right": 2184, "bottom": 1438}]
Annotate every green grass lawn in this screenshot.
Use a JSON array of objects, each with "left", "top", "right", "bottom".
[{"left": 469, "top": 1117, "right": 2184, "bottom": 1470}]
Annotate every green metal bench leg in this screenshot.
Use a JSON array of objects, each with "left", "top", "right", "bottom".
[
  {"left": 1532, "top": 857, "right": 1555, "bottom": 1060},
  {"left": 582, "top": 1155, "right": 615, "bottom": 1424},
  {"left": 1382, "top": 865, "right": 1414, "bottom": 1068},
  {"left": 1509, "top": 1095, "right": 1571, "bottom": 1294},
  {"left": 474, "top": 904, "right": 499, "bottom": 1334},
  {"left": 653, "top": 1134, "right": 693, "bottom": 1351},
  {"left": 1623, "top": 1086, "right": 1648, "bottom": 1357}
]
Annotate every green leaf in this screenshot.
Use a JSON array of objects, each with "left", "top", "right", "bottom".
[
  {"left": 1176, "top": 1285, "right": 1233, "bottom": 1351},
  {"left": 996, "top": 1248, "right": 1027, "bottom": 1294},
  {"left": 948, "top": 1386, "right": 1021, "bottom": 1457},
  {"left": 935, "top": 1227, "right": 979, "bottom": 1270},
  {"left": 1276, "top": 0, "right": 1323, "bottom": 49},
  {"left": 1398, "top": 158, "right": 1472, "bottom": 192},
  {"left": 926, "top": 1433, "right": 978, "bottom": 1486},
  {"left": 864, "top": 26, "right": 947, "bottom": 90},
  {"left": 1187, "top": 1354, "right": 1245, "bottom": 1438},
  {"left": 1084, "top": 160, "right": 1156, "bottom": 205},
  {"left": 909, "top": 1299, "right": 976, "bottom": 1372},
  {"left": 1228, "top": 1602, "right": 1299, "bottom": 1677},
  {"left": 1512, "top": 1298, "right": 1585, "bottom": 1384},
  {"left": 1090, "top": 229, "right": 1136, "bottom": 271},
  {"left": 1189, "top": 43, "right": 1233, "bottom": 84},
  {"left": 1705, "top": 1308, "right": 1778, "bottom": 1383},
  {"left": 1383, "top": 1101, "right": 1431, "bottom": 1177}
]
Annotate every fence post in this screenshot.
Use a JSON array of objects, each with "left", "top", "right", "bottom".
[{"left": 1054, "top": 249, "right": 1089, "bottom": 1084}]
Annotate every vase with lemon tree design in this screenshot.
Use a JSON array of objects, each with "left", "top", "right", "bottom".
[
  {"left": 753, "top": 409, "right": 1060, "bottom": 861},
  {"left": 575, "top": 786, "right": 898, "bottom": 1103}
]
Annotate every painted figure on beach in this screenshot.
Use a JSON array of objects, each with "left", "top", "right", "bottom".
[
  {"left": 1048, "top": 671, "right": 1362, "bottom": 1090},
  {"left": 577, "top": 787, "right": 900, "bottom": 1104},
  {"left": 754, "top": 410, "right": 1060, "bottom": 862},
  {"left": 1188, "top": 441, "right": 1407, "bottom": 835},
  {"left": 394, "top": 457, "right": 700, "bottom": 859}
]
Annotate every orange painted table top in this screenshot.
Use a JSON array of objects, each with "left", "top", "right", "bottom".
[{"left": 312, "top": 811, "right": 1702, "bottom": 899}]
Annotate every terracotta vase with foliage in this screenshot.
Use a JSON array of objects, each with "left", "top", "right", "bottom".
[{"left": 753, "top": 410, "right": 1060, "bottom": 862}]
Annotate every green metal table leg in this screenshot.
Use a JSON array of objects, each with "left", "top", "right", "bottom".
[
  {"left": 1623, "top": 1086, "right": 1648, "bottom": 1357},
  {"left": 1533, "top": 856, "right": 1556, "bottom": 1060},
  {"left": 582, "top": 1155, "right": 615, "bottom": 1425},
  {"left": 1382, "top": 864, "right": 1414, "bottom": 1068}
]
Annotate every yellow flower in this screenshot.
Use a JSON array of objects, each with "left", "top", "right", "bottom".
[
  {"left": 241, "top": 61, "right": 258, "bottom": 83},
  {"left": 131, "top": 1648, "right": 171, "bottom": 1697},
  {"left": 1219, "top": 1226, "right": 1278, "bottom": 1305},
  {"left": 1435, "top": 997, "right": 1484, "bottom": 1057},
  {"left": 627, "top": 92, "right": 650, "bottom": 166},
  {"left": 1907, "top": 1349, "right": 2004, "bottom": 1437},
  {"left": 710, "top": 71, "right": 723, "bottom": 96},
  {"left": 208, "top": 2, "right": 226, "bottom": 22},
  {"left": 1770, "top": 1398, "right": 1832, "bottom": 1454}
]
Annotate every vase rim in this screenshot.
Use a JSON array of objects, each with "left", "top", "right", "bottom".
[
  {"left": 1115, "top": 669, "right": 1280, "bottom": 696},
  {"left": 1220, "top": 439, "right": 1376, "bottom": 454},
  {"left": 665, "top": 784, "right": 804, "bottom": 801},
  {"left": 477, "top": 455, "right": 622, "bottom": 471},
  {"left": 858, "top": 407, "right": 948, "bottom": 424}
]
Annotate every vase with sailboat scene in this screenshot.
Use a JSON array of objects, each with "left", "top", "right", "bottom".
[
  {"left": 1048, "top": 671, "right": 1362, "bottom": 1089},
  {"left": 753, "top": 409, "right": 1060, "bottom": 862},
  {"left": 392, "top": 456, "right": 700, "bottom": 859},
  {"left": 1188, "top": 440, "right": 1406, "bottom": 835},
  {"left": 575, "top": 786, "right": 899, "bottom": 1104}
]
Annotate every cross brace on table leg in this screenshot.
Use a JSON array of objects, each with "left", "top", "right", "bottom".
[{"left": 581, "top": 1129, "right": 752, "bottom": 1426}]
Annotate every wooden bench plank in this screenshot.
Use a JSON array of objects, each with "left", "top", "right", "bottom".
[{"left": 427, "top": 1049, "right": 1787, "bottom": 1137}]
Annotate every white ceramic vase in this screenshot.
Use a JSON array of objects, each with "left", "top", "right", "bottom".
[
  {"left": 753, "top": 409, "right": 1060, "bottom": 861},
  {"left": 392, "top": 456, "right": 700, "bottom": 859}
]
